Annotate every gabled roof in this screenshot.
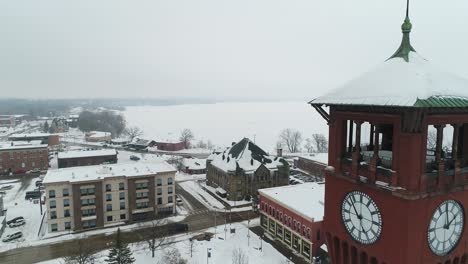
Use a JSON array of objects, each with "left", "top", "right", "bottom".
[
  {"left": 210, "top": 138, "right": 287, "bottom": 173},
  {"left": 309, "top": 7, "right": 468, "bottom": 108}
]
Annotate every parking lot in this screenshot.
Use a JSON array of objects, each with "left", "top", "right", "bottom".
[{"left": 0, "top": 174, "right": 45, "bottom": 251}]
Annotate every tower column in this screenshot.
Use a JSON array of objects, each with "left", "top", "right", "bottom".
[
  {"left": 369, "top": 125, "right": 380, "bottom": 184},
  {"left": 435, "top": 125, "right": 446, "bottom": 188},
  {"left": 348, "top": 120, "right": 354, "bottom": 153},
  {"left": 352, "top": 121, "right": 363, "bottom": 177},
  {"left": 452, "top": 124, "right": 461, "bottom": 185}
]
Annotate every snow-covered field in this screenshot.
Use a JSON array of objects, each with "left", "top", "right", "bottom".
[
  {"left": 39, "top": 220, "right": 289, "bottom": 264},
  {"left": 123, "top": 101, "right": 328, "bottom": 153}
]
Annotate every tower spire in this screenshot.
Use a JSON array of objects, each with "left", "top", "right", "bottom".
[{"left": 387, "top": 0, "right": 416, "bottom": 62}]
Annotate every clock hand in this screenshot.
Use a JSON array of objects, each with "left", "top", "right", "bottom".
[
  {"left": 447, "top": 214, "right": 458, "bottom": 227},
  {"left": 446, "top": 203, "right": 449, "bottom": 226},
  {"left": 351, "top": 203, "right": 359, "bottom": 217}
]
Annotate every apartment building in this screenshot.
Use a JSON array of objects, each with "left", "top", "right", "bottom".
[{"left": 43, "top": 161, "right": 177, "bottom": 232}]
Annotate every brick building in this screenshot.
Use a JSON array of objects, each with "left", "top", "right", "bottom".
[
  {"left": 43, "top": 161, "right": 177, "bottom": 232},
  {"left": 154, "top": 141, "right": 185, "bottom": 151},
  {"left": 9, "top": 133, "right": 60, "bottom": 147},
  {"left": 0, "top": 116, "right": 15, "bottom": 127},
  {"left": 206, "top": 138, "right": 289, "bottom": 201},
  {"left": 57, "top": 149, "right": 118, "bottom": 168},
  {"left": 0, "top": 142, "right": 49, "bottom": 175},
  {"left": 259, "top": 182, "right": 326, "bottom": 263},
  {"left": 294, "top": 154, "right": 327, "bottom": 179}
]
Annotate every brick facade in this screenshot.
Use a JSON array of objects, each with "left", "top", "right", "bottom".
[
  {"left": 0, "top": 146, "right": 48, "bottom": 174},
  {"left": 58, "top": 154, "right": 117, "bottom": 168}
]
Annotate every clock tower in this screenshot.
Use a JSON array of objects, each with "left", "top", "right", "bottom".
[{"left": 310, "top": 2, "right": 468, "bottom": 263}]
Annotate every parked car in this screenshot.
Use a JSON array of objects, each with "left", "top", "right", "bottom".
[
  {"left": 174, "top": 223, "right": 189, "bottom": 232},
  {"left": 30, "top": 169, "right": 41, "bottom": 174},
  {"left": 25, "top": 191, "right": 41, "bottom": 199},
  {"left": 130, "top": 155, "right": 140, "bottom": 161},
  {"left": 2, "top": 232, "right": 23, "bottom": 242},
  {"left": 176, "top": 196, "right": 183, "bottom": 205},
  {"left": 6, "top": 217, "right": 24, "bottom": 225},
  {"left": 8, "top": 219, "right": 26, "bottom": 228},
  {"left": 14, "top": 169, "right": 26, "bottom": 175}
]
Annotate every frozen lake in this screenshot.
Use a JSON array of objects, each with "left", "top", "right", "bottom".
[{"left": 122, "top": 101, "right": 328, "bottom": 152}]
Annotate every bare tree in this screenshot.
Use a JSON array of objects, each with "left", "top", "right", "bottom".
[
  {"left": 158, "top": 248, "right": 187, "bottom": 264},
  {"left": 144, "top": 220, "right": 170, "bottom": 258},
  {"left": 196, "top": 140, "right": 207, "bottom": 149},
  {"left": 206, "top": 140, "right": 215, "bottom": 150},
  {"left": 232, "top": 248, "right": 249, "bottom": 264},
  {"left": 304, "top": 138, "right": 314, "bottom": 153},
  {"left": 279, "top": 129, "right": 303, "bottom": 153},
  {"left": 427, "top": 129, "right": 437, "bottom": 150},
  {"left": 124, "top": 126, "right": 143, "bottom": 142},
  {"left": 63, "top": 239, "right": 98, "bottom": 264},
  {"left": 179, "top": 129, "right": 194, "bottom": 149},
  {"left": 312, "top": 133, "right": 328, "bottom": 153}
]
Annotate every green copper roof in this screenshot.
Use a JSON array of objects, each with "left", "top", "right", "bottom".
[
  {"left": 388, "top": 0, "right": 416, "bottom": 62},
  {"left": 414, "top": 96, "right": 468, "bottom": 108}
]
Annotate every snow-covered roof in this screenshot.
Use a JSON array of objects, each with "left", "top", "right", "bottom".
[
  {"left": 259, "top": 182, "right": 325, "bottom": 221},
  {"left": 298, "top": 153, "right": 328, "bottom": 165},
  {"left": 210, "top": 138, "right": 286, "bottom": 173},
  {"left": 9, "top": 132, "right": 53, "bottom": 138},
  {"left": 182, "top": 158, "right": 206, "bottom": 170},
  {"left": 0, "top": 142, "right": 48, "bottom": 151},
  {"left": 43, "top": 161, "right": 176, "bottom": 184},
  {"left": 58, "top": 149, "right": 117, "bottom": 159},
  {"left": 310, "top": 52, "right": 468, "bottom": 107},
  {"left": 87, "top": 131, "right": 111, "bottom": 138}
]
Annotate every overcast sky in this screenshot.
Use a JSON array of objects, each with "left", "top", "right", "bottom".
[{"left": 1, "top": 0, "right": 467, "bottom": 100}]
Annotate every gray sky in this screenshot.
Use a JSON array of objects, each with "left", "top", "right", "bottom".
[{"left": 1, "top": 0, "right": 467, "bottom": 100}]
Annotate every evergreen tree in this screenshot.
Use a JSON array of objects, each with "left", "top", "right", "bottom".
[
  {"left": 105, "top": 228, "right": 135, "bottom": 264},
  {"left": 43, "top": 121, "right": 49, "bottom": 133}
]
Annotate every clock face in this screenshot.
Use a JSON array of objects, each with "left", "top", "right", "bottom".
[
  {"left": 341, "top": 191, "right": 382, "bottom": 244},
  {"left": 427, "top": 200, "right": 464, "bottom": 256}
]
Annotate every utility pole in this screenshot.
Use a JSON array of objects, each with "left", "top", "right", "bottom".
[
  {"left": 224, "top": 208, "right": 227, "bottom": 240},
  {"left": 214, "top": 210, "right": 217, "bottom": 235},
  {"left": 39, "top": 184, "right": 43, "bottom": 215},
  {"left": 206, "top": 248, "right": 212, "bottom": 264},
  {"left": 247, "top": 210, "right": 250, "bottom": 247}
]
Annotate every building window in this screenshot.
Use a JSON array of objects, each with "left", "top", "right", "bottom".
[
  {"left": 136, "top": 192, "right": 149, "bottom": 199},
  {"left": 119, "top": 182, "right": 124, "bottom": 190},
  {"left": 107, "top": 215, "right": 113, "bottom": 222},
  {"left": 157, "top": 188, "right": 162, "bottom": 195},
  {"left": 168, "top": 196, "right": 173, "bottom": 203},
  {"left": 302, "top": 241, "right": 311, "bottom": 258},
  {"left": 64, "top": 199, "right": 70, "bottom": 207},
  {"left": 81, "top": 208, "right": 96, "bottom": 217},
  {"left": 63, "top": 188, "right": 69, "bottom": 197},
  {"left": 106, "top": 194, "right": 112, "bottom": 201},
  {"left": 64, "top": 209, "right": 70, "bottom": 217},
  {"left": 119, "top": 192, "right": 125, "bottom": 200},
  {"left": 106, "top": 184, "right": 111, "bottom": 192},
  {"left": 80, "top": 187, "right": 95, "bottom": 196},
  {"left": 157, "top": 197, "right": 162, "bottom": 205},
  {"left": 120, "top": 201, "right": 125, "bottom": 210},
  {"left": 136, "top": 202, "right": 149, "bottom": 209},
  {"left": 50, "top": 200, "right": 56, "bottom": 209},
  {"left": 316, "top": 230, "right": 321, "bottom": 241},
  {"left": 65, "top": 222, "right": 71, "bottom": 230},
  {"left": 81, "top": 198, "right": 95, "bottom": 206},
  {"left": 307, "top": 228, "right": 311, "bottom": 239},
  {"left": 51, "top": 223, "right": 58, "bottom": 232},
  {"left": 136, "top": 182, "right": 148, "bottom": 190},
  {"left": 168, "top": 187, "right": 173, "bottom": 194},
  {"left": 168, "top": 178, "right": 173, "bottom": 185},
  {"left": 82, "top": 219, "right": 96, "bottom": 229},
  {"left": 106, "top": 204, "right": 112, "bottom": 212},
  {"left": 50, "top": 211, "right": 57, "bottom": 219},
  {"left": 49, "top": 190, "right": 55, "bottom": 198},
  {"left": 156, "top": 178, "right": 162, "bottom": 186},
  {"left": 120, "top": 214, "right": 126, "bottom": 220}
]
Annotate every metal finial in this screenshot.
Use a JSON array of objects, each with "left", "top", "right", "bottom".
[
  {"left": 387, "top": 0, "right": 416, "bottom": 62},
  {"left": 406, "top": 0, "right": 410, "bottom": 18}
]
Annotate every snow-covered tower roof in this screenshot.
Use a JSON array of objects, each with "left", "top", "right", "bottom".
[{"left": 309, "top": 2, "right": 468, "bottom": 109}]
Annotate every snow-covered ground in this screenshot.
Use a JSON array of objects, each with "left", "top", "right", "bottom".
[
  {"left": 123, "top": 101, "right": 328, "bottom": 153},
  {"left": 39, "top": 220, "right": 289, "bottom": 264},
  {"left": 175, "top": 171, "right": 206, "bottom": 182},
  {"left": 178, "top": 179, "right": 251, "bottom": 212},
  {"left": 0, "top": 176, "right": 45, "bottom": 251}
]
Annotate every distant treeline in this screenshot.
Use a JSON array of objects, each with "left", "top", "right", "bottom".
[
  {"left": 78, "top": 111, "right": 126, "bottom": 138},
  {"left": 0, "top": 98, "right": 216, "bottom": 117}
]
